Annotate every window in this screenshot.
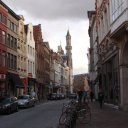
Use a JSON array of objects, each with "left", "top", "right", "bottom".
[
  {"left": 10, "top": 36, "right": 13, "bottom": 48},
  {"left": 14, "top": 24, "right": 17, "bottom": 33},
  {"left": 2, "top": 15, "right": 7, "bottom": 25},
  {"left": 8, "top": 20, "right": 11, "bottom": 29},
  {"left": 33, "top": 62, "right": 34, "bottom": 74},
  {"left": 28, "top": 45, "right": 29, "bottom": 54},
  {"left": 14, "top": 38, "right": 17, "bottom": 50},
  {"left": 28, "top": 60, "right": 29, "bottom": 72},
  {"left": 11, "top": 22, "right": 14, "bottom": 31},
  {"left": 14, "top": 56, "right": 17, "bottom": 69},
  {"left": 30, "top": 31, "right": 32, "bottom": 40},
  {"left": 10, "top": 54, "right": 13, "bottom": 69},
  {"left": 31, "top": 62, "right": 32, "bottom": 72},
  {"left": 111, "top": 0, "right": 125, "bottom": 22},
  {"left": 33, "top": 48, "right": 34, "bottom": 56},
  {"left": 1, "top": 51, "right": 6, "bottom": 67},
  {"left": 8, "top": 53, "right": 10, "bottom": 68},
  {"left": 30, "top": 46, "right": 32, "bottom": 55},
  {"left": 2, "top": 31, "right": 6, "bottom": 44},
  {"left": 7, "top": 34, "right": 10, "bottom": 47}
]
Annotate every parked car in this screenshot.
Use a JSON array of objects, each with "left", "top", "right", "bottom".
[
  {"left": 49, "top": 93, "right": 58, "bottom": 100},
  {"left": 59, "top": 93, "right": 65, "bottom": 99},
  {"left": 68, "top": 93, "right": 77, "bottom": 99},
  {"left": 0, "top": 96, "right": 18, "bottom": 114},
  {"left": 17, "top": 95, "right": 35, "bottom": 108}
]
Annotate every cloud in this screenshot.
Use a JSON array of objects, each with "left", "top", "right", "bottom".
[
  {"left": 3, "top": 0, "right": 95, "bottom": 20},
  {"left": 2, "top": 0, "right": 94, "bottom": 74}
]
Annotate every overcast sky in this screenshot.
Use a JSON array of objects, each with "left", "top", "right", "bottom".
[{"left": 3, "top": 0, "right": 95, "bottom": 75}]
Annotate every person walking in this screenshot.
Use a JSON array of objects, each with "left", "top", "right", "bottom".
[
  {"left": 77, "top": 91, "right": 83, "bottom": 103},
  {"left": 90, "top": 90, "right": 94, "bottom": 102},
  {"left": 98, "top": 89, "right": 104, "bottom": 109},
  {"left": 82, "top": 91, "right": 87, "bottom": 103}
]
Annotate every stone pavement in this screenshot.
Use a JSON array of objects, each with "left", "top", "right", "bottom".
[{"left": 76, "top": 101, "right": 128, "bottom": 128}]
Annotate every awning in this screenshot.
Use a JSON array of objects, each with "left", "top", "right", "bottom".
[{"left": 7, "top": 72, "right": 24, "bottom": 88}]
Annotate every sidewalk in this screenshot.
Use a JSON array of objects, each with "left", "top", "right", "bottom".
[{"left": 76, "top": 101, "right": 128, "bottom": 128}]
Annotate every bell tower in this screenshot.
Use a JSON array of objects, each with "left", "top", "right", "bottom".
[
  {"left": 66, "top": 30, "right": 72, "bottom": 69},
  {"left": 66, "top": 30, "right": 73, "bottom": 93}
]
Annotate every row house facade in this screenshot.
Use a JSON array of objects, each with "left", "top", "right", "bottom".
[
  {"left": 0, "top": 1, "right": 24, "bottom": 97},
  {"left": 0, "top": 1, "right": 73, "bottom": 100},
  {"left": 50, "top": 52, "right": 61, "bottom": 93},
  {"left": 88, "top": 0, "right": 128, "bottom": 110},
  {"left": 88, "top": 11, "right": 99, "bottom": 99},
  {"left": 33, "top": 24, "right": 50, "bottom": 100},
  {"left": 57, "top": 45, "right": 69, "bottom": 94},
  {"left": 0, "top": 3, "right": 8, "bottom": 97},
  {"left": 109, "top": 0, "right": 128, "bottom": 110},
  {"left": 17, "top": 15, "right": 27, "bottom": 95},
  {"left": 43, "top": 41, "right": 50, "bottom": 99},
  {"left": 25, "top": 23, "right": 36, "bottom": 95},
  {"left": 50, "top": 48, "right": 69, "bottom": 95}
]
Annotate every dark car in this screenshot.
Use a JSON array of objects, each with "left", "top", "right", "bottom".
[
  {"left": 59, "top": 93, "right": 65, "bottom": 99},
  {"left": 49, "top": 93, "right": 58, "bottom": 100},
  {"left": 68, "top": 93, "right": 77, "bottom": 99},
  {"left": 17, "top": 95, "right": 35, "bottom": 108},
  {"left": 0, "top": 97, "right": 18, "bottom": 114}
]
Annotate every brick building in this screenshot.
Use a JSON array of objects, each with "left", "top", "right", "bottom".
[
  {"left": 0, "top": 3, "right": 8, "bottom": 97},
  {"left": 0, "top": 1, "right": 24, "bottom": 97},
  {"left": 33, "top": 24, "right": 47, "bottom": 100}
]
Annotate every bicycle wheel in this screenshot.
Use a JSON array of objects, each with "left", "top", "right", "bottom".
[
  {"left": 77, "top": 108, "right": 91, "bottom": 124},
  {"left": 59, "top": 112, "right": 67, "bottom": 125}
]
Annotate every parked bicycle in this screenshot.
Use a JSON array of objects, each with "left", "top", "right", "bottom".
[{"left": 59, "top": 100, "right": 91, "bottom": 127}]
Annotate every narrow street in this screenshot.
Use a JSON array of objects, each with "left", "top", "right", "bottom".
[
  {"left": 0, "top": 99, "right": 128, "bottom": 128},
  {"left": 0, "top": 100, "right": 67, "bottom": 128}
]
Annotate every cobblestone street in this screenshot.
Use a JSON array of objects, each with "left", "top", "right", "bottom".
[{"left": 76, "top": 101, "right": 128, "bottom": 128}]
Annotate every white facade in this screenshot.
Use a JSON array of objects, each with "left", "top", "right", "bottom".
[{"left": 26, "top": 23, "right": 35, "bottom": 78}]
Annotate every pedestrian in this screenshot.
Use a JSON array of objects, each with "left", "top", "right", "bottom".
[
  {"left": 77, "top": 91, "right": 83, "bottom": 103},
  {"left": 90, "top": 90, "right": 94, "bottom": 102},
  {"left": 98, "top": 89, "right": 104, "bottom": 109},
  {"left": 82, "top": 91, "right": 87, "bottom": 103}
]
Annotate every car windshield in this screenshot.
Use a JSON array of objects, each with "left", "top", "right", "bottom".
[
  {"left": 70, "top": 93, "right": 76, "bottom": 95},
  {"left": 18, "top": 95, "right": 29, "bottom": 99},
  {"left": 51, "top": 93, "right": 56, "bottom": 96},
  {"left": 0, "top": 98, "right": 10, "bottom": 104}
]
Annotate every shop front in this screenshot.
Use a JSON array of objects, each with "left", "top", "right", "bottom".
[
  {"left": 27, "top": 77, "right": 36, "bottom": 95},
  {"left": 7, "top": 72, "right": 24, "bottom": 97},
  {"left": 0, "top": 74, "right": 6, "bottom": 98}
]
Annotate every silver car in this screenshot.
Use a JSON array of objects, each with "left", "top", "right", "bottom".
[{"left": 17, "top": 95, "right": 35, "bottom": 108}]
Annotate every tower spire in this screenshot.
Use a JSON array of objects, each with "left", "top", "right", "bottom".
[
  {"left": 65, "top": 30, "right": 72, "bottom": 68},
  {"left": 67, "top": 29, "right": 70, "bottom": 36}
]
